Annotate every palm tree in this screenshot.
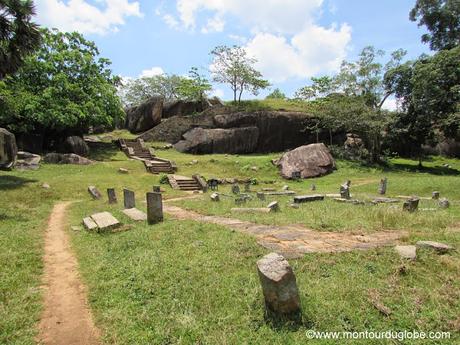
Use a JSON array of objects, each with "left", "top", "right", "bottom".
[{"left": 0, "top": 0, "right": 41, "bottom": 79}]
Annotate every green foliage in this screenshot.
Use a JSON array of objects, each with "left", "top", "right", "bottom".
[
  {"left": 295, "top": 76, "right": 336, "bottom": 100},
  {"left": 265, "top": 88, "right": 286, "bottom": 99},
  {"left": 120, "top": 67, "right": 212, "bottom": 107},
  {"left": 0, "top": 0, "right": 41, "bottom": 79},
  {"left": 0, "top": 28, "right": 123, "bottom": 136},
  {"left": 159, "top": 174, "right": 169, "bottom": 184},
  {"left": 210, "top": 45, "right": 269, "bottom": 103},
  {"left": 410, "top": 0, "right": 460, "bottom": 50}
]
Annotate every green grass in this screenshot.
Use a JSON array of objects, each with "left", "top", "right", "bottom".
[
  {"left": 225, "top": 99, "right": 314, "bottom": 113},
  {"left": 0, "top": 143, "right": 459, "bottom": 344}
]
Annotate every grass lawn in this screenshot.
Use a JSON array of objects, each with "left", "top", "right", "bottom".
[{"left": 0, "top": 141, "right": 459, "bottom": 344}]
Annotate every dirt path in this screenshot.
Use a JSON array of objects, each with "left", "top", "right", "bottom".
[
  {"left": 38, "top": 202, "right": 100, "bottom": 345},
  {"left": 164, "top": 205, "right": 407, "bottom": 258}
]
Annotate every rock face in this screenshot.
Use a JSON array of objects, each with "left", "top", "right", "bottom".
[
  {"left": 275, "top": 143, "right": 336, "bottom": 179},
  {"left": 257, "top": 252, "right": 301, "bottom": 315},
  {"left": 174, "top": 127, "right": 259, "bottom": 154},
  {"left": 15, "top": 151, "right": 41, "bottom": 170},
  {"left": 44, "top": 153, "right": 93, "bottom": 165},
  {"left": 64, "top": 136, "right": 89, "bottom": 156},
  {"left": 162, "top": 100, "right": 206, "bottom": 118},
  {"left": 0, "top": 128, "right": 18, "bottom": 170},
  {"left": 125, "top": 96, "right": 163, "bottom": 133}
]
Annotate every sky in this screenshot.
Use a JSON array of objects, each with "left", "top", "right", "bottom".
[{"left": 34, "top": 0, "right": 431, "bottom": 107}]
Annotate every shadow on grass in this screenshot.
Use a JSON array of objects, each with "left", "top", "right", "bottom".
[
  {"left": 386, "top": 163, "right": 459, "bottom": 176},
  {"left": 87, "top": 142, "right": 122, "bottom": 161},
  {"left": 0, "top": 175, "right": 38, "bottom": 191}
]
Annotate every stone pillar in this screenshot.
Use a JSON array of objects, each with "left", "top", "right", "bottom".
[
  {"left": 153, "top": 185, "right": 161, "bottom": 193},
  {"left": 378, "top": 178, "right": 387, "bottom": 195},
  {"left": 146, "top": 192, "right": 163, "bottom": 224},
  {"left": 123, "top": 189, "right": 135, "bottom": 209},
  {"left": 88, "top": 186, "right": 102, "bottom": 200},
  {"left": 340, "top": 180, "right": 351, "bottom": 200},
  {"left": 107, "top": 188, "right": 117, "bottom": 204},
  {"left": 403, "top": 198, "right": 419, "bottom": 212},
  {"left": 257, "top": 252, "right": 301, "bottom": 316},
  {"left": 432, "top": 191, "right": 440, "bottom": 200},
  {"left": 232, "top": 184, "right": 240, "bottom": 194}
]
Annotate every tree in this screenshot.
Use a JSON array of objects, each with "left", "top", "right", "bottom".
[
  {"left": 385, "top": 46, "right": 460, "bottom": 165},
  {"left": 210, "top": 45, "right": 269, "bottom": 103},
  {"left": 0, "top": 28, "right": 123, "bottom": 140},
  {"left": 410, "top": 0, "right": 460, "bottom": 50},
  {"left": 0, "top": 0, "right": 41, "bottom": 79},
  {"left": 121, "top": 68, "right": 212, "bottom": 107},
  {"left": 266, "top": 88, "right": 286, "bottom": 99},
  {"left": 295, "top": 76, "right": 336, "bottom": 100}
]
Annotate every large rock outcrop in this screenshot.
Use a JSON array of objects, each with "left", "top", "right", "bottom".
[
  {"left": 163, "top": 100, "right": 206, "bottom": 118},
  {"left": 64, "top": 136, "right": 89, "bottom": 156},
  {"left": 174, "top": 127, "right": 259, "bottom": 154},
  {"left": 0, "top": 128, "right": 18, "bottom": 170},
  {"left": 15, "top": 151, "right": 41, "bottom": 170},
  {"left": 125, "top": 96, "right": 163, "bottom": 133},
  {"left": 44, "top": 153, "right": 93, "bottom": 165},
  {"left": 276, "top": 143, "right": 336, "bottom": 179}
]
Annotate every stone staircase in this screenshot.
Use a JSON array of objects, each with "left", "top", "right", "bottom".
[
  {"left": 119, "top": 139, "right": 176, "bottom": 174},
  {"left": 167, "top": 174, "right": 207, "bottom": 191}
]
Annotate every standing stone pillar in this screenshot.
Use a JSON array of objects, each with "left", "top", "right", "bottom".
[
  {"left": 146, "top": 192, "right": 163, "bottom": 224},
  {"left": 257, "top": 253, "right": 301, "bottom": 316},
  {"left": 432, "top": 191, "right": 440, "bottom": 200},
  {"left": 153, "top": 185, "right": 161, "bottom": 193},
  {"left": 123, "top": 189, "right": 135, "bottom": 209},
  {"left": 340, "top": 180, "right": 351, "bottom": 199},
  {"left": 403, "top": 197, "right": 419, "bottom": 212},
  {"left": 378, "top": 178, "right": 387, "bottom": 195},
  {"left": 107, "top": 188, "right": 117, "bottom": 204},
  {"left": 231, "top": 184, "right": 240, "bottom": 194}
]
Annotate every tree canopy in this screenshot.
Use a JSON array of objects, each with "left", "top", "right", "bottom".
[
  {"left": 0, "top": 28, "right": 123, "bottom": 137},
  {"left": 410, "top": 0, "right": 460, "bottom": 50},
  {"left": 0, "top": 0, "right": 41, "bottom": 79},
  {"left": 210, "top": 45, "right": 269, "bottom": 103}
]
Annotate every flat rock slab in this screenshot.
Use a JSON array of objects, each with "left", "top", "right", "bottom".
[
  {"left": 82, "top": 217, "right": 98, "bottom": 231},
  {"left": 372, "top": 197, "right": 400, "bottom": 204},
  {"left": 416, "top": 241, "right": 453, "bottom": 254},
  {"left": 333, "top": 198, "right": 366, "bottom": 205},
  {"left": 294, "top": 194, "right": 325, "bottom": 203},
  {"left": 90, "top": 212, "right": 120, "bottom": 230},
  {"left": 163, "top": 205, "right": 407, "bottom": 257},
  {"left": 264, "top": 191, "right": 296, "bottom": 196},
  {"left": 122, "top": 208, "right": 147, "bottom": 221},
  {"left": 231, "top": 208, "right": 272, "bottom": 213},
  {"left": 395, "top": 245, "right": 417, "bottom": 260}
]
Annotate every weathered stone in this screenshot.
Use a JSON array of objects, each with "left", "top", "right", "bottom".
[
  {"left": 231, "top": 207, "right": 272, "bottom": 213},
  {"left": 311, "top": 184, "right": 316, "bottom": 191},
  {"left": 378, "top": 178, "right": 387, "bottom": 195},
  {"left": 282, "top": 185, "right": 289, "bottom": 191},
  {"left": 90, "top": 212, "right": 120, "bottom": 230},
  {"left": 162, "top": 99, "right": 206, "bottom": 118},
  {"left": 438, "top": 198, "right": 450, "bottom": 209},
  {"left": 15, "top": 151, "right": 41, "bottom": 170},
  {"left": 64, "top": 136, "right": 89, "bottom": 156},
  {"left": 251, "top": 166, "right": 258, "bottom": 171},
  {"left": 119, "top": 168, "right": 129, "bottom": 174},
  {"left": 174, "top": 127, "right": 259, "bottom": 154},
  {"left": 123, "top": 208, "right": 147, "bottom": 221},
  {"left": 416, "top": 241, "right": 453, "bottom": 254},
  {"left": 257, "top": 253, "right": 301, "bottom": 315},
  {"left": 403, "top": 198, "right": 419, "bottom": 212},
  {"left": 232, "top": 184, "right": 240, "bottom": 194},
  {"left": 432, "top": 191, "right": 440, "bottom": 200},
  {"left": 0, "top": 128, "right": 18, "bottom": 170},
  {"left": 394, "top": 245, "right": 417, "bottom": 260},
  {"left": 264, "top": 191, "right": 296, "bottom": 196},
  {"left": 125, "top": 96, "right": 163, "bottom": 133},
  {"left": 147, "top": 192, "right": 163, "bottom": 224},
  {"left": 88, "top": 186, "right": 102, "bottom": 200},
  {"left": 123, "top": 189, "right": 136, "bottom": 209},
  {"left": 82, "top": 217, "right": 98, "bottom": 230},
  {"left": 42, "top": 183, "right": 50, "bottom": 189},
  {"left": 107, "top": 188, "right": 117, "bottom": 204},
  {"left": 267, "top": 201, "right": 280, "bottom": 212},
  {"left": 372, "top": 197, "right": 399, "bottom": 204},
  {"left": 210, "top": 193, "right": 220, "bottom": 202},
  {"left": 340, "top": 180, "right": 351, "bottom": 200},
  {"left": 289, "top": 203, "right": 300, "bottom": 209},
  {"left": 152, "top": 185, "right": 161, "bottom": 192},
  {"left": 294, "top": 195, "right": 325, "bottom": 203},
  {"left": 275, "top": 143, "right": 336, "bottom": 179},
  {"left": 44, "top": 153, "right": 93, "bottom": 165}
]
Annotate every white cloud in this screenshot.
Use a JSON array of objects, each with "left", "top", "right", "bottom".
[
  {"left": 162, "top": 14, "right": 180, "bottom": 29},
  {"left": 167, "top": 0, "right": 352, "bottom": 81},
  {"left": 210, "top": 88, "right": 225, "bottom": 99},
  {"left": 36, "top": 0, "right": 143, "bottom": 35},
  {"left": 140, "top": 67, "right": 165, "bottom": 78}
]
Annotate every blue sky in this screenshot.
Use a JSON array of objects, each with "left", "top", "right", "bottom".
[{"left": 35, "top": 0, "right": 430, "bottom": 104}]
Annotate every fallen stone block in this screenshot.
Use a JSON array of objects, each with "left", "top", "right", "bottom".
[
  {"left": 82, "top": 217, "right": 98, "bottom": 231},
  {"left": 257, "top": 252, "right": 301, "bottom": 315},
  {"left": 90, "top": 212, "right": 120, "bottom": 230},
  {"left": 267, "top": 201, "right": 279, "bottom": 212},
  {"left": 394, "top": 245, "right": 416, "bottom": 260},
  {"left": 294, "top": 195, "right": 325, "bottom": 203},
  {"left": 416, "top": 241, "right": 453, "bottom": 254},
  {"left": 88, "top": 186, "right": 102, "bottom": 200},
  {"left": 210, "top": 193, "right": 220, "bottom": 202},
  {"left": 231, "top": 207, "right": 272, "bottom": 213}
]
